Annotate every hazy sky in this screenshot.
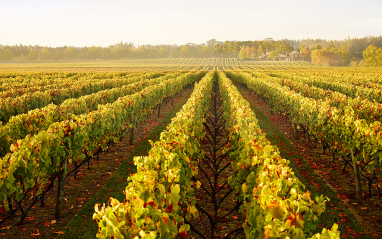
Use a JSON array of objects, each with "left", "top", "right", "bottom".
[{"left": 1, "top": 0, "right": 382, "bottom": 47}]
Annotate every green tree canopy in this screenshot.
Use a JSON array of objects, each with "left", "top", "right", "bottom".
[
  {"left": 311, "top": 49, "right": 343, "bottom": 66},
  {"left": 268, "top": 51, "right": 279, "bottom": 60},
  {"left": 213, "top": 44, "right": 224, "bottom": 56},
  {"left": 180, "top": 45, "right": 191, "bottom": 57},
  {"left": 26, "top": 49, "right": 38, "bottom": 61},
  {"left": 363, "top": 45, "right": 382, "bottom": 67},
  {"left": 238, "top": 47, "right": 246, "bottom": 60},
  {"left": 39, "top": 47, "right": 52, "bottom": 60},
  {"left": 335, "top": 46, "right": 350, "bottom": 65}
]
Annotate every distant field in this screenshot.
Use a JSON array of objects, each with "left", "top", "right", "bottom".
[{"left": 0, "top": 58, "right": 318, "bottom": 72}]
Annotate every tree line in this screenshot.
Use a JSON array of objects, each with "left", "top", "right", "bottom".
[
  {"left": 0, "top": 39, "right": 294, "bottom": 62},
  {"left": 1, "top": 36, "right": 382, "bottom": 66}
]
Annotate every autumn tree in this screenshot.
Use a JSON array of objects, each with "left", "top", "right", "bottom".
[
  {"left": 300, "top": 44, "right": 311, "bottom": 61},
  {"left": 246, "top": 46, "right": 257, "bottom": 59}
]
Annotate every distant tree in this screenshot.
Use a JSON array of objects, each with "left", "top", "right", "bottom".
[
  {"left": 258, "top": 45, "right": 264, "bottom": 58},
  {"left": 300, "top": 44, "right": 311, "bottom": 61},
  {"left": 100, "top": 48, "right": 112, "bottom": 60},
  {"left": 171, "top": 47, "right": 181, "bottom": 58},
  {"left": 277, "top": 40, "right": 293, "bottom": 54},
  {"left": 13, "top": 44, "right": 29, "bottom": 58},
  {"left": 200, "top": 44, "right": 211, "bottom": 57},
  {"left": 158, "top": 47, "right": 168, "bottom": 58},
  {"left": 180, "top": 45, "right": 191, "bottom": 57},
  {"left": 269, "top": 51, "right": 279, "bottom": 60},
  {"left": 111, "top": 45, "right": 129, "bottom": 59},
  {"left": 311, "top": 49, "right": 343, "bottom": 66},
  {"left": 39, "top": 47, "right": 52, "bottom": 60},
  {"left": 79, "top": 47, "right": 89, "bottom": 59},
  {"left": 335, "top": 46, "right": 350, "bottom": 65},
  {"left": 65, "top": 46, "right": 77, "bottom": 61},
  {"left": 243, "top": 46, "right": 256, "bottom": 59},
  {"left": 224, "top": 41, "right": 233, "bottom": 57},
  {"left": 316, "top": 44, "right": 322, "bottom": 50},
  {"left": 1, "top": 48, "right": 15, "bottom": 61},
  {"left": 207, "top": 39, "right": 217, "bottom": 49},
  {"left": 213, "top": 43, "right": 224, "bottom": 56},
  {"left": 350, "top": 61, "right": 359, "bottom": 67},
  {"left": 325, "top": 44, "right": 336, "bottom": 51},
  {"left": 233, "top": 42, "right": 241, "bottom": 55},
  {"left": 88, "top": 46, "right": 102, "bottom": 60},
  {"left": 52, "top": 49, "right": 63, "bottom": 61},
  {"left": 136, "top": 45, "right": 148, "bottom": 58},
  {"left": 238, "top": 47, "right": 246, "bottom": 60},
  {"left": 26, "top": 49, "right": 38, "bottom": 61},
  {"left": 363, "top": 45, "right": 382, "bottom": 67}
]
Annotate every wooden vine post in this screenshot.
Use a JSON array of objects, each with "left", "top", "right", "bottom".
[
  {"left": 157, "top": 101, "right": 162, "bottom": 118},
  {"left": 130, "top": 115, "right": 138, "bottom": 145},
  {"left": 292, "top": 123, "right": 299, "bottom": 140},
  {"left": 351, "top": 149, "right": 362, "bottom": 202},
  {"left": 4, "top": 199, "right": 12, "bottom": 217},
  {"left": 55, "top": 158, "right": 67, "bottom": 219}
]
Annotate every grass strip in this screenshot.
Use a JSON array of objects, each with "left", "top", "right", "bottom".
[
  {"left": 238, "top": 87, "right": 373, "bottom": 239},
  {"left": 58, "top": 89, "right": 193, "bottom": 239}
]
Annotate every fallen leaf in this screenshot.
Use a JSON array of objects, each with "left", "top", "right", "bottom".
[{"left": 30, "top": 229, "right": 41, "bottom": 236}]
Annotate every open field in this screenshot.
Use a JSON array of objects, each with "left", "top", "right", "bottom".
[
  {"left": 0, "top": 58, "right": 318, "bottom": 73},
  {"left": 0, "top": 60, "right": 381, "bottom": 238}
]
